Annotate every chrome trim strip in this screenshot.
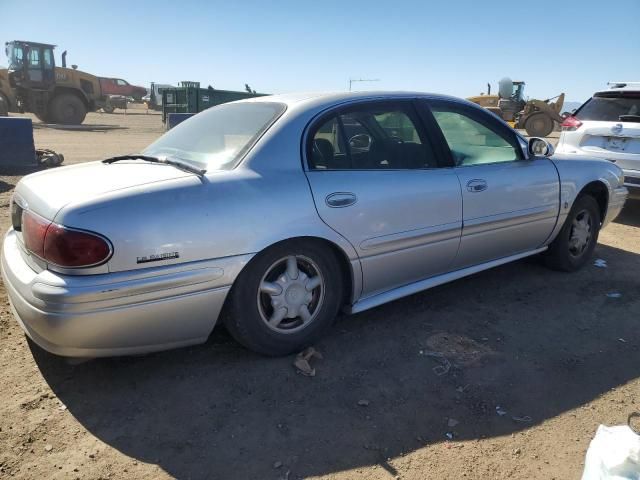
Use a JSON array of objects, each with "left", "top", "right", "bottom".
[
  {"left": 32, "top": 266, "right": 224, "bottom": 304},
  {"left": 463, "top": 205, "right": 558, "bottom": 237},
  {"left": 347, "top": 247, "right": 547, "bottom": 314},
  {"left": 359, "top": 222, "right": 461, "bottom": 254}
]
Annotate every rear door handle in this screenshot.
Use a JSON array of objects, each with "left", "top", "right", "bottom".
[
  {"left": 466, "top": 179, "right": 488, "bottom": 193},
  {"left": 326, "top": 192, "right": 357, "bottom": 208}
]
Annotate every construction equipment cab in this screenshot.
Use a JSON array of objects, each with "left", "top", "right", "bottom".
[{"left": 5, "top": 41, "right": 103, "bottom": 124}]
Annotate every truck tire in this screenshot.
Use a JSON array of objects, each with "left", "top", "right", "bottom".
[
  {"left": 524, "top": 113, "right": 554, "bottom": 137},
  {"left": 0, "top": 94, "right": 8, "bottom": 116},
  {"left": 50, "top": 93, "right": 87, "bottom": 125},
  {"left": 35, "top": 111, "right": 50, "bottom": 123}
]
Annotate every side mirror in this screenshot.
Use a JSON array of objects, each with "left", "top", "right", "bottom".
[{"left": 528, "top": 137, "right": 554, "bottom": 157}]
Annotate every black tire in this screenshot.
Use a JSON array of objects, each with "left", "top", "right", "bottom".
[
  {"left": 545, "top": 195, "right": 601, "bottom": 272},
  {"left": 35, "top": 111, "right": 50, "bottom": 123},
  {"left": 102, "top": 105, "right": 115, "bottom": 114},
  {"left": 223, "top": 240, "right": 344, "bottom": 356},
  {"left": 524, "top": 113, "right": 554, "bottom": 137},
  {"left": 0, "top": 94, "right": 8, "bottom": 116},
  {"left": 50, "top": 93, "right": 87, "bottom": 124}
]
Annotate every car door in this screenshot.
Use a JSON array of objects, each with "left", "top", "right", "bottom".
[
  {"left": 304, "top": 100, "right": 462, "bottom": 297},
  {"left": 421, "top": 99, "right": 560, "bottom": 269}
]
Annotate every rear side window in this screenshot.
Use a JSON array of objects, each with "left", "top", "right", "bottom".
[
  {"left": 308, "top": 104, "right": 438, "bottom": 170},
  {"left": 576, "top": 94, "right": 640, "bottom": 122}
]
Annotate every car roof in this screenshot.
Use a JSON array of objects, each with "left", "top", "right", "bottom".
[
  {"left": 595, "top": 82, "right": 640, "bottom": 95},
  {"left": 241, "top": 91, "right": 464, "bottom": 111}
]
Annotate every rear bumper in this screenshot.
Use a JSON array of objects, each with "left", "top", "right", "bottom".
[{"left": 1, "top": 230, "right": 251, "bottom": 357}]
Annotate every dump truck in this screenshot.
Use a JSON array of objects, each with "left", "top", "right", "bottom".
[
  {"left": 4, "top": 40, "right": 116, "bottom": 124},
  {"left": 468, "top": 78, "right": 565, "bottom": 137}
]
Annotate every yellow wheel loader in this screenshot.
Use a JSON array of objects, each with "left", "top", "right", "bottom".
[
  {"left": 468, "top": 78, "right": 565, "bottom": 137},
  {"left": 4, "top": 41, "right": 112, "bottom": 124}
]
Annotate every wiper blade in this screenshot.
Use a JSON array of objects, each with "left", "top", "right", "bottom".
[{"left": 102, "top": 154, "right": 206, "bottom": 176}]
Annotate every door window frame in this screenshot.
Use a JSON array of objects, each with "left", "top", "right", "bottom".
[
  {"left": 303, "top": 99, "right": 450, "bottom": 171},
  {"left": 417, "top": 98, "right": 526, "bottom": 167}
]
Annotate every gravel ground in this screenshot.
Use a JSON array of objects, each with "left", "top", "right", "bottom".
[{"left": 0, "top": 107, "right": 638, "bottom": 480}]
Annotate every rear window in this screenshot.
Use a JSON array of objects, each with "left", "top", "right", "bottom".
[
  {"left": 575, "top": 93, "right": 640, "bottom": 122},
  {"left": 144, "top": 102, "right": 285, "bottom": 170}
]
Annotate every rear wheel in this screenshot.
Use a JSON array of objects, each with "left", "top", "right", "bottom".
[
  {"left": 50, "top": 93, "right": 87, "bottom": 124},
  {"left": 102, "top": 104, "right": 115, "bottom": 114},
  {"left": 524, "top": 113, "right": 554, "bottom": 137},
  {"left": 224, "top": 240, "right": 344, "bottom": 356},
  {"left": 545, "top": 195, "right": 601, "bottom": 272}
]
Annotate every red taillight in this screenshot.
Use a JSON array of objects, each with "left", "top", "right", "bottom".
[
  {"left": 22, "top": 210, "right": 50, "bottom": 258},
  {"left": 21, "top": 210, "right": 112, "bottom": 268},
  {"left": 561, "top": 116, "right": 583, "bottom": 131}
]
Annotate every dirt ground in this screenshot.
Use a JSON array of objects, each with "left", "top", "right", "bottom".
[{"left": 0, "top": 106, "right": 639, "bottom": 480}]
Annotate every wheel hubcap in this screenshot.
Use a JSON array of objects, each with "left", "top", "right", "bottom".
[
  {"left": 568, "top": 209, "right": 592, "bottom": 257},
  {"left": 257, "top": 255, "right": 324, "bottom": 333}
]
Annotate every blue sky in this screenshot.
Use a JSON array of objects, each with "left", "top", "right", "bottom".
[{"left": 2, "top": 0, "right": 639, "bottom": 103}]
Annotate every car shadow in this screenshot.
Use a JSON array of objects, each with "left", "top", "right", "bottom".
[
  {"left": 32, "top": 240, "right": 640, "bottom": 479},
  {"left": 614, "top": 198, "right": 640, "bottom": 227}
]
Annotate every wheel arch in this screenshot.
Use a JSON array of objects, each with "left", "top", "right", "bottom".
[
  {"left": 232, "top": 235, "right": 359, "bottom": 309},
  {"left": 577, "top": 180, "right": 609, "bottom": 222}
]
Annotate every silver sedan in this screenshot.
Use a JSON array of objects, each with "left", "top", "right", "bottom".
[{"left": 1, "top": 92, "right": 629, "bottom": 357}]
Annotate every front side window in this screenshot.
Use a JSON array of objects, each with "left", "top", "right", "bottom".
[
  {"left": 309, "top": 104, "right": 437, "bottom": 170},
  {"left": 431, "top": 106, "right": 520, "bottom": 166},
  {"left": 116, "top": 79, "right": 128, "bottom": 86},
  {"left": 144, "top": 102, "right": 285, "bottom": 170}
]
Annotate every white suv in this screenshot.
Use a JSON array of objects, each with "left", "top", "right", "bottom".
[{"left": 556, "top": 82, "right": 640, "bottom": 198}]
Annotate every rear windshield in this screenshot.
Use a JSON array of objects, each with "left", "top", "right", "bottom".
[
  {"left": 143, "top": 102, "right": 285, "bottom": 170},
  {"left": 575, "top": 93, "right": 640, "bottom": 122}
]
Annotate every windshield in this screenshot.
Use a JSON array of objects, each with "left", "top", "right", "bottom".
[
  {"left": 6, "top": 44, "right": 25, "bottom": 70},
  {"left": 144, "top": 102, "right": 286, "bottom": 170},
  {"left": 576, "top": 93, "right": 640, "bottom": 122}
]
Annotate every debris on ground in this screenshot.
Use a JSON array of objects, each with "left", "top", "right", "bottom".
[
  {"left": 496, "top": 406, "right": 507, "bottom": 416},
  {"left": 293, "top": 347, "right": 323, "bottom": 377},
  {"left": 357, "top": 399, "right": 370, "bottom": 407},
  {"left": 447, "top": 418, "right": 459, "bottom": 428},
  {"left": 421, "top": 333, "right": 495, "bottom": 376},
  {"left": 44, "top": 444, "right": 52, "bottom": 452},
  {"left": 36, "top": 149, "right": 64, "bottom": 168},
  {"left": 594, "top": 259, "right": 608, "bottom": 268},
  {"left": 619, "top": 338, "right": 627, "bottom": 343},
  {"left": 512, "top": 415, "right": 533, "bottom": 423},
  {"left": 445, "top": 432, "right": 454, "bottom": 440},
  {"left": 606, "top": 292, "right": 622, "bottom": 298},
  {"left": 273, "top": 461, "right": 282, "bottom": 469}
]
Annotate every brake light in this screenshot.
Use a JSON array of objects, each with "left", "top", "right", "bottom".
[
  {"left": 21, "top": 210, "right": 112, "bottom": 268},
  {"left": 561, "top": 116, "right": 583, "bottom": 131},
  {"left": 22, "top": 210, "right": 49, "bottom": 258}
]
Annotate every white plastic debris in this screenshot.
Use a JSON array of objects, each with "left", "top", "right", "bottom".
[
  {"left": 594, "top": 259, "right": 608, "bottom": 268},
  {"left": 607, "top": 292, "right": 622, "bottom": 298},
  {"left": 496, "top": 406, "right": 507, "bottom": 416},
  {"left": 581, "top": 424, "right": 640, "bottom": 479}
]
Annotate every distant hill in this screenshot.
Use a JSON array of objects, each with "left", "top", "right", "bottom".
[{"left": 561, "top": 101, "right": 584, "bottom": 114}]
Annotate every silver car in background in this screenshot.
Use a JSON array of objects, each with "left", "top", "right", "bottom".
[{"left": 1, "top": 92, "right": 628, "bottom": 357}]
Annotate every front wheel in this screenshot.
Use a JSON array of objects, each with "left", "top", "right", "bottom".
[
  {"left": 524, "top": 112, "right": 554, "bottom": 137},
  {"left": 224, "top": 240, "right": 344, "bottom": 356},
  {"left": 544, "top": 195, "right": 601, "bottom": 272}
]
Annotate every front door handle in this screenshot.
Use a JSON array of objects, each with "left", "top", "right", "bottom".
[
  {"left": 466, "top": 179, "right": 488, "bottom": 193},
  {"left": 326, "top": 192, "right": 357, "bottom": 208}
]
